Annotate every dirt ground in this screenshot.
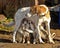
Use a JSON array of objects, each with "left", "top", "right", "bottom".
[
  {"left": 0, "top": 43, "right": 60, "bottom": 48},
  {"left": 0, "top": 29, "right": 60, "bottom": 48}
]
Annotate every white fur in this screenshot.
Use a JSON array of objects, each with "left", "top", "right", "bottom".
[
  {"left": 25, "top": 29, "right": 34, "bottom": 33},
  {"left": 13, "top": 7, "right": 31, "bottom": 43},
  {"left": 37, "top": 5, "right": 55, "bottom": 44},
  {"left": 13, "top": 6, "right": 37, "bottom": 43},
  {"left": 17, "top": 18, "right": 36, "bottom": 44},
  {"left": 27, "top": 13, "right": 32, "bottom": 17}
]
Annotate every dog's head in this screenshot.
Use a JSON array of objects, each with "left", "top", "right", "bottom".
[
  {"left": 37, "top": 5, "right": 48, "bottom": 16},
  {"left": 27, "top": 5, "right": 49, "bottom": 17}
]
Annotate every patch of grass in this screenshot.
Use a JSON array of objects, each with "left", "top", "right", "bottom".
[{"left": 0, "top": 18, "right": 14, "bottom": 32}]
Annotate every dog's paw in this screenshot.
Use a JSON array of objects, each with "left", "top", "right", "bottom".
[
  {"left": 40, "top": 41, "right": 45, "bottom": 44},
  {"left": 27, "top": 41, "right": 30, "bottom": 44},
  {"left": 13, "top": 41, "right": 17, "bottom": 43},
  {"left": 49, "top": 39, "right": 55, "bottom": 44},
  {"left": 33, "top": 42, "right": 36, "bottom": 44}
]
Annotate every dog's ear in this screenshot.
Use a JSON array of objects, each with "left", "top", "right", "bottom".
[
  {"left": 37, "top": 5, "right": 49, "bottom": 16},
  {"left": 39, "top": 6, "right": 46, "bottom": 13}
]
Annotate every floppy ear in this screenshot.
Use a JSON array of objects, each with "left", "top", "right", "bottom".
[{"left": 39, "top": 5, "right": 48, "bottom": 15}]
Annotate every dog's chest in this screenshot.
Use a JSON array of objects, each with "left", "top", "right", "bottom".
[{"left": 39, "top": 16, "right": 50, "bottom": 23}]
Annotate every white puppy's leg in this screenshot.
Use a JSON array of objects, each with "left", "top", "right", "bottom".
[
  {"left": 33, "top": 32, "right": 36, "bottom": 44},
  {"left": 22, "top": 35, "right": 25, "bottom": 43},
  {"left": 27, "top": 33, "right": 30, "bottom": 44},
  {"left": 23, "top": 38, "right": 25, "bottom": 43}
]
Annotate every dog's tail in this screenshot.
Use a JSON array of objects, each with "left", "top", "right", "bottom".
[
  {"left": 48, "top": 4, "right": 60, "bottom": 11},
  {"left": 2, "top": 21, "right": 15, "bottom": 27}
]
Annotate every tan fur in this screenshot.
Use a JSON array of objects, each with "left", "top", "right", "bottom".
[
  {"left": 30, "top": 5, "right": 50, "bottom": 18},
  {"left": 45, "top": 11, "right": 50, "bottom": 18}
]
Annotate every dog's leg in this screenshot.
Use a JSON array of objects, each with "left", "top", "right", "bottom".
[
  {"left": 19, "top": 29, "right": 26, "bottom": 43},
  {"left": 13, "top": 19, "right": 21, "bottom": 43},
  {"left": 13, "top": 24, "right": 20, "bottom": 43},
  {"left": 27, "top": 37, "right": 30, "bottom": 44},
  {"left": 37, "top": 21, "right": 45, "bottom": 43},
  {"left": 27, "top": 33, "right": 30, "bottom": 44},
  {"left": 22, "top": 31, "right": 26, "bottom": 44},
  {"left": 13, "top": 23, "right": 19, "bottom": 43},
  {"left": 46, "top": 22, "right": 55, "bottom": 44},
  {"left": 22, "top": 35, "right": 25, "bottom": 43},
  {"left": 13, "top": 31, "right": 17, "bottom": 43},
  {"left": 33, "top": 32, "right": 37, "bottom": 44},
  {"left": 40, "top": 26, "right": 48, "bottom": 35}
]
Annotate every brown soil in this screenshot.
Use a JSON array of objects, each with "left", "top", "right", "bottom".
[{"left": 0, "top": 29, "right": 60, "bottom": 48}]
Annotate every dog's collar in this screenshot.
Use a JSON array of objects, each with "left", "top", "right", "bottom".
[
  {"left": 38, "top": 13, "right": 45, "bottom": 17},
  {"left": 39, "top": 15, "right": 45, "bottom": 18},
  {"left": 38, "top": 11, "right": 48, "bottom": 18}
]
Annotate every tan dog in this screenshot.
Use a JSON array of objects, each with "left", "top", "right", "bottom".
[{"left": 29, "top": 5, "right": 55, "bottom": 44}]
